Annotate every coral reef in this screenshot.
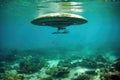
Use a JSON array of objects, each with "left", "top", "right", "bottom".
[
  {"left": 0, "top": 71, "right": 24, "bottom": 80},
  {"left": 45, "top": 66, "right": 70, "bottom": 78},
  {"left": 3, "top": 50, "right": 19, "bottom": 63},
  {"left": 95, "top": 55, "right": 109, "bottom": 68},
  {"left": 74, "top": 58, "right": 98, "bottom": 69},
  {"left": 57, "top": 60, "right": 72, "bottom": 67},
  {"left": 40, "top": 77, "right": 53, "bottom": 80},
  {"left": 100, "top": 71, "right": 120, "bottom": 80},
  {"left": 17, "top": 57, "right": 46, "bottom": 74},
  {"left": 95, "top": 55, "right": 108, "bottom": 63},
  {"left": 0, "top": 49, "right": 119, "bottom": 80},
  {"left": 0, "top": 62, "right": 5, "bottom": 73},
  {"left": 100, "top": 58, "right": 120, "bottom": 80},
  {"left": 72, "top": 73, "right": 91, "bottom": 80},
  {"left": 110, "top": 58, "right": 120, "bottom": 72},
  {"left": 0, "top": 67, "right": 5, "bottom": 73},
  {"left": 72, "top": 55, "right": 109, "bottom": 69},
  {"left": 85, "top": 70, "right": 97, "bottom": 75}
]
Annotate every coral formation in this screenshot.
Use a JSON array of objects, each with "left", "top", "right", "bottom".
[
  {"left": 74, "top": 58, "right": 98, "bottom": 69},
  {"left": 40, "top": 77, "right": 53, "bottom": 80},
  {"left": 85, "top": 70, "right": 97, "bottom": 75},
  {"left": 72, "top": 73, "right": 91, "bottom": 80},
  {"left": 100, "top": 58, "right": 120, "bottom": 80},
  {"left": 0, "top": 62, "right": 5, "bottom": 74},
  {"left": 0, "top": 49, "right": 119, "bottom": 80},
  {"left": 0, "top": 67, "right": 5, "bottom": 73},
  {"left": 0, "top": 71, "right": 24, "bottom": 80},
  {"left": 0, "top": 53, "right": 17, "bottom": 63},
  {"left": 110, "top": 58, "right": 120, "bottom": 72},
  {"left": 57, "top": 60, "right": 72, "bottom": 67},
  {"left": 17, "top": 57, "right": 46, "bottom": 74},
  {"left": 100, "top": 71, "right": 120, "bottom": 80},
  {"left": 45, "top": 66, "right": 70, "bottom": 78},
  {"left": 72, "top": 55, "right": 109, "bottom": 69},
  {"left": 95, "top": 55, "right": 108, "bottom": 63}
]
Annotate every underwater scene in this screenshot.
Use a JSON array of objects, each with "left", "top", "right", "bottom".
[{"left": 0, "top": 0, "right": 120, "bottom": 80}]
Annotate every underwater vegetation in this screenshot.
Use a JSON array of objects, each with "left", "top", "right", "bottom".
[
  {"left": 0, "top": 50, "right": 18, "bottom": 63},
  {"left": 17, "top": 57, "right": 46, "bottom": 74},
  {"left": 40, "top": 77, "right": 53, "bottom": 80},
  {"left": 57, "top": 60, "right": 72, "bottom": 68},
  {"left": 0, "top": 49, "right": 120, "bottom": 80},
  {"left": 45, "top": 66, "right": 70, "bottom": 78},
  {"left": 0, "top": 62, "right": 5, "bottom": 74},
  {"left": 74, "top": 58, "right": 98, "bottom": 69},
  {"left": 75, "top": 55, "right": 108, "bottom": 69},
  {"left": 101, "top": 71, "right": 120, "bottom": 80},
  {"left": 100, "top": 58, "right": 120, "bottom": 80},
  {"left": 57, "top": 54, "right": 109, "bottom": 69},
  {"left": 110, "top": 58, "right": 120, "bottom": 72},
  {"left": 72, "top": 73, "right": 92, "bottom": 80},
  {"left": 85, "top": 70, "right": 97, "bottom": 75},
  {"left": 0, "top": 71, "right": 24, "bottom": 80}
]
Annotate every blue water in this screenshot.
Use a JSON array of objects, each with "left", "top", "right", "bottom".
[{"left": 0, "top": 0, "right": 120, "bottom": 58}]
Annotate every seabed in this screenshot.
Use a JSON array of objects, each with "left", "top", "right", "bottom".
[{"left": 0, "top": 51, "right": 120, "bottom": 80}]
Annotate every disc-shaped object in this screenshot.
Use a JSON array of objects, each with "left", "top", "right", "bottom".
[{"left": 31, "top": 13, "right": 88, "bottom": 28}]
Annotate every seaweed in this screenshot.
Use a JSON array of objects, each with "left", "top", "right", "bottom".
[
  {"left": 17, "top": 57, "right": 46, "bottom": 74},
  {"left": 40, "top": 77, "right": 53, "bottom": 80},
  {"left": 101, "top": 72, "right": 120, "bottom": 80},
  {"left": 45, "top": 66, "right": 70, "bottom": 78},
  {"left": 72, "top": 73, "right": 91, "bottom": 80}
]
